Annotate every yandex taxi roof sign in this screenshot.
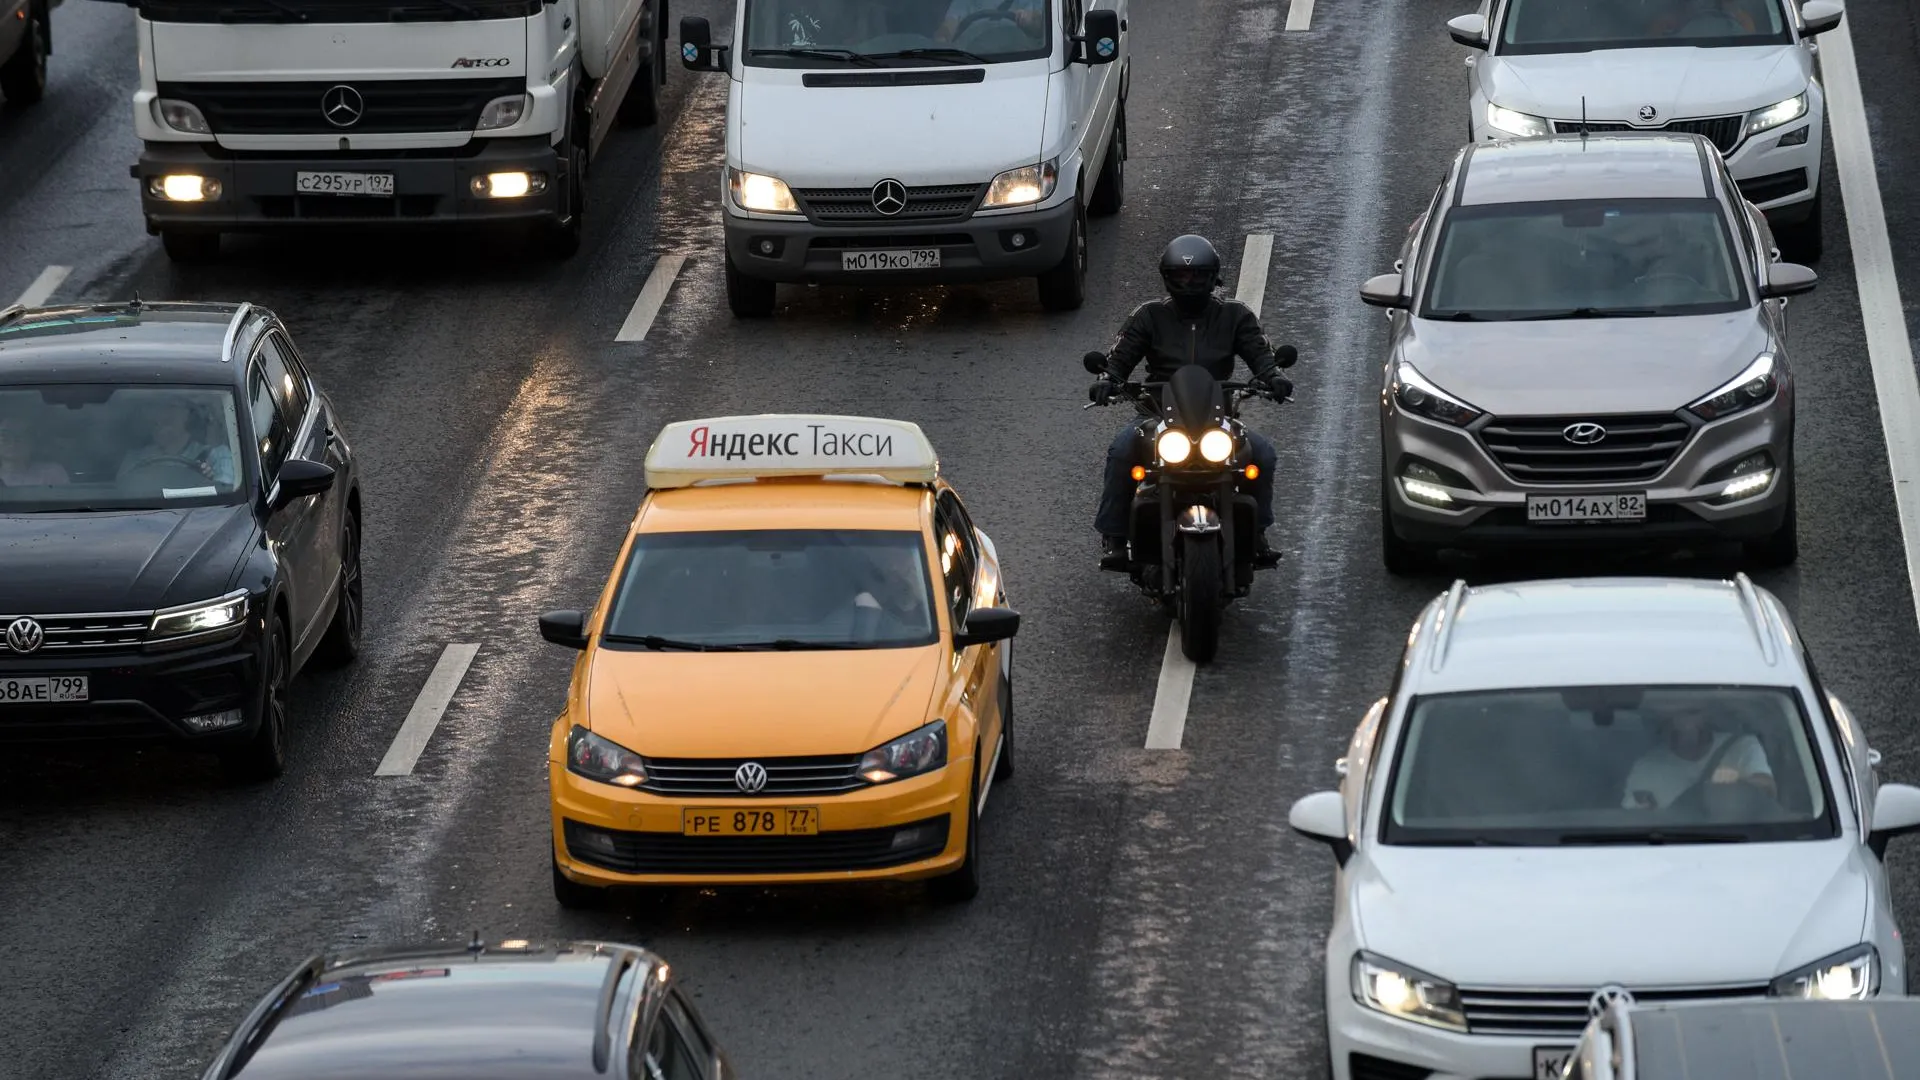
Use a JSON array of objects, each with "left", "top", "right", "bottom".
[{"left": 643, "top": 414, "right": 941, "bottom": 489}]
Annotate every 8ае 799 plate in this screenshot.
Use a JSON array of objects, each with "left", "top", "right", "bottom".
[
  {"left": 841, "top": 249, "right": 941, "bottom": 272},
  {"left": 1526, "top": 493, "right": 1647, "bottom": 523},
  {"left": 1533, "top": 1046, "right": 1575, "bottom": 1080},
  {"left": 295, "top": 171, "right": 395, "bottom": 197},
  {"left": 0, "top": 676, "right": 88, "bottom": 704}
]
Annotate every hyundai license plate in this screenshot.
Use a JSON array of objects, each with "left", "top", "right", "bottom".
[
  {"left": 841, "top": 249, "right": 941, "bottom": 272},
  {"left": 682, "top": 807, "right": 820, "bottom": 836},
  {"left": 0, "top": 676, "right": 88, "bottom": 704},
  {"left": 1533, "top": 1046, "right": 1575, "bottom": 1079},
  {"left": 295, "top": 171, "right": 395, "bottom": 197},
  {"left": 1526, "top": 493, "right": 1646, "bottom": 523}
]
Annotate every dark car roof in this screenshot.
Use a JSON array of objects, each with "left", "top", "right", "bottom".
[
  {"left": 0, "top": 302, "right": 257, "bottom": 384},
  {"left": 220, "top": 941, "right": 666, "bottom": 1080},
  {"left": 1631, "top": 999, "right": 1920, "bottom": 1080}
]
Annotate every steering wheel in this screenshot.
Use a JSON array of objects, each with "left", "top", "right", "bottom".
[
  {"left": 954, "top": 7, "right": 1022, "bottom": 37},
  {"left": 119, "top": 456, "right": 211, "bottom": 486},
  {"left": 1676, "top": 13, "right": 1743, "bottom": 35},
  {"left": 1634, "top": 271, "right": 1708, "bottom": 294}
]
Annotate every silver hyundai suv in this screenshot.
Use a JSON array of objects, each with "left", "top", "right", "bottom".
[{"left": 1361, "top": 133, "right": 1818, "bottom": 574}]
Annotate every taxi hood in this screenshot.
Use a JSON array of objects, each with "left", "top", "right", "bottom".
[{"left": 585, "top": 645, "right": 944, "bottom": 757}]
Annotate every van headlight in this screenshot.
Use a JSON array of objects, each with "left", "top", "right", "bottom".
[
  {"left": 1770, "top": 944, "right": 1877, "bottom": 1000},
  {"left": 147, "top": 590, "right": 248, "bottom": 643},
  {"left": 1485, "top": 103, "right": 1551, "bottom": 138},
  {"left": 730, "top": 168, "right": 800, "bottom": 214},
  {"left": 1156, "top": 429, "right": 1193, "bottom": 464},
  {"left": 1746, "top": 93, "right": 1808, "bottom": 138},
  {"left": 1353, "top": 953, "right": 1467, "bottom": 1031},
  {"left": 983, "top": 160, "right": 1058, "bottom": 207},
  {"left": 1198, "top": 428, "right": 1235, "bottom": 463}
]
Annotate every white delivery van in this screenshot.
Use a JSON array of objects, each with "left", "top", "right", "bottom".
[
  {"left": 117, "top": 0, "right": 666, "bottom": 261},
  {"left": 679, "top": 0, "right": 1127, "bottom": 316}
]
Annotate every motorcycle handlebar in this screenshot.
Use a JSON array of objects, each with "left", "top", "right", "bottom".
[{"left": 1081, "top": 379, "right": 1292, "bottom": 409}]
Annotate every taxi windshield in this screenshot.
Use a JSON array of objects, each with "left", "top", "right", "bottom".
[
  {"left": 603, "top": 529, "right": 938, "bottom": 650},
  {"left": 1497, "top": 0, "right": 1790, "bottom": 53},
  {"left": 0, "top": 384, "right": 247, "bottom": 512},
  {"left": 1422, "top": 199, "right": 1749, "bottom": 320},
  {"left": 1382, "top": 685, "right": 1836, "bottom": 847},
  {"left": 743, "top": 0, "right": 1051, "bottom": 66}
]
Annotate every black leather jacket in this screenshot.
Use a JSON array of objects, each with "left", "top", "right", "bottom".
[{"left": 1103, "top": 295, "right": 1280, "bottom": 384}]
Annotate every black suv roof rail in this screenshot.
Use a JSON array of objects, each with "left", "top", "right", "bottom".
[{"left": 220, "top": 301, "right": 255, "bottom": 363}]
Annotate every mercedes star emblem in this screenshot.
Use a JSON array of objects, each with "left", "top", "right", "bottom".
[
  {"left": 733, "top": 761, "right": 769, "bottom": 794},
  {"left": 1562, "top": 422, "right": 1608, "bottom": 445},
  {"left": 321, "top": 85, "right": 366, "bottom": 129},
  {"left": 870, "top": 178, "right": 908, "bottom": 216},
  {"left": 1637, "top": 104, "right": 1658, "bottom": 123},
  {"left": 5, "top": 617, "right": 45, "bottom": 655},
  {"left": 1588, "top": 984, "right": 1635, "bottom": 1017}
]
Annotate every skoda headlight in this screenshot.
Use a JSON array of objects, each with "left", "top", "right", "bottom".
[
  {"left": 147, "top": 590, "right": 248, "bottom": 642},
  {"left": 1746, "top": 92, "right": 1808, "bottom": 138},
  {"left": 983, "top": 159, "right": 1058, "bottom": 208},
  {"left": 1485, "top": 102, "right": 1551, "bottom": 138},
  {"left": 1770, "top": 944, "right": 1878, "bottom": 1000},
  {"left": 1353, "top": 953, "right": 1467, "bottom": 1031},
  {"left": 152, "top": 98, "right": 211, "bottom": 135},
  {"left": 1393, "top": 362, "right": 1483, "bottom": 427},
  {"left": 858, "top": 720, "right": 947, "bottom": 783},
  {"left": 1198, "top": 428, "right": 1235, "bottom": 463},
  {"left": 729, "top": 168, "right": 800, "bottom": 214},
  {"left": 1156, "top": 429, "right": 1193, "bottom": 464},
  {"left": 566, "top": 726, "right": 649, "bottom": 788},
  {"left": 475, "top": 94, "right": 528, "bottom": 131},
  {"left": 1687, "top": 354, "right": 1777, "bottom": 421}
]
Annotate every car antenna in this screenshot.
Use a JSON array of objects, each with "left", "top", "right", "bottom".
[
  {"left": 128, "top": 290, "right": 144, "bottom": 311},
  {"left": 1580, "top": 96, "right": 1588, "bottom": 143},
  {"left": 466, "top": 930, "right": 485, "bottom": 956}
]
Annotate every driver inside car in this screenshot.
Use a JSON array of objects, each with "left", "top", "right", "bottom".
[
  {"left": 1621, "top": 697, "right": 1775, "bottom": 810},
  {"left": 1648, "top": 0, "right": 1762, "bottom": 36},
  {"left": 937, "top": 0, "right": 1044, "bottom": 41},
  {"left": 0, "top": 411, "right": 70, "bottom": 486},
  {"left": 117, "top": 394, "right": 234, "bottom": 487}
]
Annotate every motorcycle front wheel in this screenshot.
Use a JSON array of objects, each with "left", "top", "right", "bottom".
[{"left": 1177, "top": 533, "right": 1223, "bottom": 664}]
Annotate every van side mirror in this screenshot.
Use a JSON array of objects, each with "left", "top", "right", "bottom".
[
  {"left": 1870, "top": 784, "right": 1920, "bottom": 858},
  {"left": 680, "top": 16, "right": 729, "bottom": 72},
  {"left": 1446, "top": 13, "right": 1488, "bottom": 49},
  {"left": 1289, "top": 791, "right": 1352, "bottom": 866},
  {"left": 539, "top": 609, "right": 589, "bottom": 650},
  {"left": 955, "top": 606, "right": 1020, "bottom": 647},
  {"left": 1799, "top": 0, "right": 1843, "bottom": 36},
  {"left": 1761, "top": 263, "right": 1818, "bottom": 299},
  {"left": 271, "top": 458, "right": 335, "bottom": 510},
  {"left": 1075, "top": 9, "right": 1120, "bottom": 65},
  {"left": 1359, "top": 273, "right": 1410, "bottom": 309}
]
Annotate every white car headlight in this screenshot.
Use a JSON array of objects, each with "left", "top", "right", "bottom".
[
  {"left": 730, "top": 168, "right": 800, "bottom": 214},
  {"left": 148, "top": 590, "right": 248, "bottom": 642},
  {"left": 153, "top": 98, "right": 212, "bottom": 135},
  {"left": 475, "top": 94, "right": 528, "bottom": 131},
  {"left": 1198, "top": 428, "right": 1235, "bottom": 463},
  {"left": 1156, "top": 429, "right": 1193, "bottom": 464},
  {"left": 1353, "top": 952, "right": 1467, "bottom": 1031},
  {"left": 982, "top": 160, "right": 1058, "bottom": 207},
  {"left": 1746, "top": 92, "right": 1809, "bottom": 137},
  {"left": 1770, "top": 944, "right": 1877, "bottom": 1000},
  {"left": 1485, "top": 103, "right": 1551, "bottom": 138}
]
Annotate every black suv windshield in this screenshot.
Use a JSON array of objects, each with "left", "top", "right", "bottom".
[
  {"left": 1422, "top": 198, "right": 1750, "bottom": 321},
  {"left": 743, "top": 0, "right": 1050, "bottom": 66},
  {"left": 1381, "top": 685, "right": 1837, "bottom": 847},
  {"left": 1497, "top": 0, "right": 1791, "bottom": 54},
  {"left": 0, "top": 385, "right": 248, "bottom": 512}
]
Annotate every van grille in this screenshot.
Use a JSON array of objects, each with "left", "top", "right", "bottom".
[
  {"left": 1479, "top": 413, "right": 1691, "bottom": 484},
  {"left": 791, "top": 184, "right": 985, "bottom": 225}
]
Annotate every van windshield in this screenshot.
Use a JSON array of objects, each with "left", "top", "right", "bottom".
[{"left": 744, "top": 0, "right": 1051, "bottom": 66}]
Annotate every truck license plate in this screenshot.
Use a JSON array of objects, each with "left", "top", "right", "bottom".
[
  {"left": 841, "top": 249, "right": 941, "bottom": 271},
  {"left": 296, "top": 171, "right": 395, "bottom": 197},
  {"left": 1525, "top": 493, "right": 1646, "bottom": 523},
  {"left": 0, "top": 676, "right": 89, "bottom": 704}
]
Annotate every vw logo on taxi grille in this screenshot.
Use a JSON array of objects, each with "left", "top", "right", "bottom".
[
  {"left": 733, "top": 761, "right": 769, "bottom": 793},
  {"left": 321, "top": 84, "right": 365, "bottom": 128},
  {"left": 5, "top": 617, "right": 45, "bottom": 655},
  {"left": 870, "top": 178, "right": 908, "bottom": 216},
  {"left": 1562, "top": 422, "right": 1608, "bottom": 445},
  {"left": 1588, "top": 984, "right": 1634, "bottom": 1017}
]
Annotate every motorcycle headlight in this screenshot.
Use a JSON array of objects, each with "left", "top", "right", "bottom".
[
  {"left": 1156, "top": 429, "right": 1193, "bottom": 464},
  {"left": 1392, "top": 362, "right": 1482, "bottom": 427},
  {"left": 1746, "top": 93, "right": 1808, "bottom": 138},
  {"left": 1770, "top": 944, "right": 1877, "bottom": 1000},
  {"left": 1687, "top": 354, "right": 1777, "bottom": 421},
  {"left": 982, "top": 159, "right": 1058, "bottom": 207},
  {"left": 858, "top": 720, "right": 947, "bottom": 783},
  {"left": 1352, "top": 952, "right": 1468, "bottom": 1031},
  {"left": 566, "top": 726, "right": 649, "bottom": 788},
  {"left": 1198, "top": 428, "right": 1235, "bottom": 463},
  {"left": 1485, "top": 102, "right": 1551, "bottom": 138},
  {"left": 147, "top": 590, "right": 248, "bottom": 642},
  {"left": 475, "top": 94, "right": 528, "bottom": 131},
  {"left": 729, "top": 168, "right": 800, "bottom": 214}
]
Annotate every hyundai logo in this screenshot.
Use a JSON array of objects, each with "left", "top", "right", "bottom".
[
  {"left": 1637, "top": 104, "right": 1658, "bottom": 123},
  {"left": 870, "top": 178, "right": 908, "bottom": 216},
  {"left": 1562, "top": 422, "right": 1608, "bottom": 445},
  {"left": 4, "top": 617, "right": 44, "bottom": 655},
  {"left": 1588, "top": 984, "right": 1635, "bottom": 1017},
  {"left": 321, "top": 85, "right": 365, "bottom": 129},
  {"left": 733, "top": 761, "right": 768, "bottom": 794}
]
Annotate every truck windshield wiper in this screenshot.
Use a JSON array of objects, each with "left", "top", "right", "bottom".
[
  {"left": 217, "top": 0, "right": 307, "bottom": 22},
  {"left": 603, "top": 634, "right": 747, "bottom": 652},
  {"left": 389, "top": 0, "right": 479, "bottom": 19},
  {"left": 864, "top": 47, "right": 993, "bottom": 64},
  {"left": 1556, "top": 828, "right": 1748, "bottom": 845},
  {"left": 748, "top": 47, "right": 881, "bottom": 66},
  {"left": 1509, "top": 307, "right": 1662, "bottom": 321}
]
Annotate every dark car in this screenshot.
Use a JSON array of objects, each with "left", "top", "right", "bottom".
[
  {"left": 201, "top": 938, "right": 733, "bottom": 1080},
  {"left": 0, "top": 0, "right": 47, "bottom": 107},
  {"left": 0, "top": 300, "right": 362, "bottom": 779}
]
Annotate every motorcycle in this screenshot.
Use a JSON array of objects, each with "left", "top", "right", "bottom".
[{"left": 1083, "top": 350, "right": 1293, "bottom": 664}]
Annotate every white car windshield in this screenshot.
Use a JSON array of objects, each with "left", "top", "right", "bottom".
[
  {"left": 743, "top": 0, "right": 1051, "bottom": 65},
  {"left": 1422, "top": 199, "right": 1750, "bottom": 320},
  {"left": 602, "top": 529, "right": 939, "bottom": 650},
  {"left": 1383, "top": 685, "right": 1837, "bottom": 846},
  {"left": 0, "top": 385, "right": 247, "bottom": 512},
  {"left": 1498, "top": 0, "right": 1791, "bottom": 53}
]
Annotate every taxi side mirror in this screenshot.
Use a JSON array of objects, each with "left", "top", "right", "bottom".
[
  {"left": 955, "top": 607, "right": 1020, "bottom": 648},
  {"left": 539, "top": 609, "right": 589, "bottom": 649},
  {"left": 680, "top": 16, "right": 729, "bottom": 72}
]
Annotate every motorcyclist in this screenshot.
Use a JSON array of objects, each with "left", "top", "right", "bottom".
[{"left": 1089, "top": 234, "right": 1295, "bottom": 571}]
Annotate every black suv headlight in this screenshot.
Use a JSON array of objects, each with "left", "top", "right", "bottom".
[
  {"left": 1688, "top": 354, "right": 1778, "bottom": 421},
  {"left": 1392, "top": 362, "right": 1482, "bottom": 427},
  {"left": 146, "top": 590, "right": 249, "bottom": 648}
]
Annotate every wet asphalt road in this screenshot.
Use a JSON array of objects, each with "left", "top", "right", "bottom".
[{"left": 8, "top": 0, "right": 1920, "bottom": 1077}]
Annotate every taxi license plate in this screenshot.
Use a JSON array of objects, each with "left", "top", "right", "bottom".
[
  {"left": 0, "top": 676, "right": 88, "bottom": 704},
  {"left": 1526, "top": 493, "right": 1646, "bottom": 523},
  {"left": 841, "top": 248, "right": 941, "bottom": 272},
  {"left": 1533, "top": 1046, "right": 1575, "bottom": 1080},
  {"left": 682, "top": 807, "right": 820, "bottom": 837},
  {"left": 296, "top": 171, "right": 395, "bottom": 197}
]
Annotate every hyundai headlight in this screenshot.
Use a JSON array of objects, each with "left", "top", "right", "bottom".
[
  {"left": 1198, "top": 428, "right": 1235, "bottom": 463},
  {"left": 1746, "top": 93, "right": 1808, "bottom": 138},
  {"left": 1770, "top": 944, "right": 1877, "bottom": 1000},
  {"left": 153, "top": 98, "right": 211, "bottom": 135},
  {"left": 1485, "top": 103, "right": 1551, "bottom": 138},
  {"left": 1156, "top": 429, "right": 1193, "bottom": 464},
  {"left": 1393, "top": 362, "right": 1483, "bottom": 427},
  {"left": 730, "top": 168, "right": 800, "bottom": 214},
  {"left": 983, "top": 160, "right": 1058, "bottom": 208},
  {"left": 566, "top": 726, "right": 649, "bottom": 788},
  {"left": 858, "top": 720, "right": 947, "bottom": 783},
  {"left": 147, "top": 590, "right": 248, "bottom": 642},
  {"left": 475, "top": 94, "right": 528, "bottom": 131},
  {"left": 1353, "top": 952, "right": 1468, "bottom": 1031},
  {"left": 1687, "top": 354, "right": 1777, "bottom": 421}
]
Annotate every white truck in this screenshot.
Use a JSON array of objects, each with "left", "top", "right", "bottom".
[{"left": 116, "top": 0, "right": 667, "bottom": 261}]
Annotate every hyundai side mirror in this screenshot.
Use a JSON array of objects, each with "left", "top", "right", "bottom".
[
  {"left": 271, "top": 458, "right": 335, "bottom": 510},
  {"left": 1446, "top": 12, "right": 1488, "bottom": 49},
  {"left": 680, "top": 16, "right": 729, "bottom": 72},
  {"left": 1761, "top": 263, "right": 1818, "bottom": 299},
  {"left": 1799, "top": 0, "right": 1843, "bottom": 36},
  {"left": 1075, "top": 9, "right": 1120, "bottom": 66},
  {"left": 1288, "top": 790, "right": 1352, "bottom": 866},
  {"left": 955, "top": 606, "right": 1020, "bottom": 648},
  {"left": 1082, "top": 350, "right": 1108, "bottom": 374},
  {"left": 539, "top": 609, "right": 589, "bottom": 650},
  {"left": 1359, "top": 273, "right": 1410, "bottom": 309}
]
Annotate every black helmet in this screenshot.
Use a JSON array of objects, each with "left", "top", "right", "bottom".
[{"left": 1159, "top": 235, "right": 1222, "bottom": 300}]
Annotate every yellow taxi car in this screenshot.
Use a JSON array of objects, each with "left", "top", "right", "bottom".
[{"left": 540, "top": 414, "right": 1019, "bottom": 907}]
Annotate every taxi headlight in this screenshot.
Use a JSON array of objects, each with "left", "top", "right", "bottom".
[
  {"left": 1353, "top": 952, "right": 1467, "bottom": 1031},
  {"left": 982, "top": 160, "right": 1058, "bottom": 208},
  {"left": 1156, "top": 430, "right": 1193, "bottom": 464},
  {"left": 566, "top": 725, "right": 649, "bottom": 788},
  {"left": 1746, "top": 93, "right": 1808, "bottom": 138},
  {"left": 1770, "top": 944, "right": 1877, "bottom": 1000},
  {"left": 730, "top": 168, "right": 800, "bottom": 214},
  {"left": 858, "top": 719, "right": 946, "bottom": 783},
  {"left": 148, "top": 590, "right": 248, "bottom": 642},
  {"left": 1198, "top": 428, "right": 1235, "bottom": 463},
  {"left": 1485, "top": 102, "right": 1551, "bottom": 138}
]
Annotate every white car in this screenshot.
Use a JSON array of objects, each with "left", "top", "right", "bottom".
[
  {"left": 1446, "top": 0, "right": 1843, "bottom": 262},
  {"left": 1289, "top": 575, "right": 1920, "bottom": 1080}
]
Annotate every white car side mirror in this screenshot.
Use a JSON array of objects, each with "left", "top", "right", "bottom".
[
  {"left": 1447, "top": 12, "right": 1488, "bottom": 49},
  {"left": 1870, "top": 783, "right": 1920, "bottom": 858},
  {"left": 1799, "top": 0, "right": 1844, "bottom": 36},
  {"left": 1289, "top": 790, "right": 1351, "bottom": 865}
]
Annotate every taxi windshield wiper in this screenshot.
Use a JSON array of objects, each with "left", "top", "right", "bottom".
[
  {"left": 603, "top": 633, "right": 748, "bottom": 652},
  {"left": 748, "top": 47, "right": 881, "bottom": 66},
  {"left": 1555, "top": 828, "right": 1749, "bottom": 845},
  {"left": 1509, "top": 307, "right": 1662, "bottom": 321},
  {"left": 1390, "top": 835, "right": 1524, "bottom": 847},
  {"left": 734, "top": 639, "right": 868, "bottom": 651},
  {"left": 864, "top": 47, "right": 992, "bottom": 64}
]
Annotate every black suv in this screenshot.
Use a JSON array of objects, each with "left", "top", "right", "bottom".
[{"left": 0, "top": 300, "right": 362, "bottom": 779}]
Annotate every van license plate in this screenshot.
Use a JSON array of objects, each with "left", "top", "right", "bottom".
[
  {"left": 296, "top": 171, "right": 395, "bottom": 197},
  {"left": 841, "top": 249, "right": 941, "bottom": 271},
  {"left": 1526, "top": 493, "right": 1646, "bottom": 523},
  {"left": 1533, "top": 1046, "right": 1575, "bottom": 1079},
  {"left": 0, "top": 676, "right": 88, "bottom": 704}
]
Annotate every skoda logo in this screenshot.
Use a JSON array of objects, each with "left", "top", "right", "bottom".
[
  {"left": 1637, "top": 104, "right": 1658, "bottom": 123},
  {"left": 5, "top": 617, "right": 44, "bottom": 655},
  {"left": 1563, "top": 422, "right": 1608, "bottom": 445},
  {"left": 1589, "top": 984, "right": 1635, "bottom": 1017},
  {"left": 733, "top": 761, "right": 768, "bottom": 794},
  {"left": 870, "top": 178, "right": 907, "bottom": 216},
  {"left": 321, "top": 85, "right": 365, "bottom": 129}
]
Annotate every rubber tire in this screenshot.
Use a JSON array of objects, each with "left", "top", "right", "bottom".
[
  {"left": 616, "top": 10, "right": 664, "bottom": 127},
  {"left": 1744, "top": 474, "right": 1799, "bottom": 568},
  {"left": 552, "top": 848, "right": 609, "bottom": 910},
  {"left": 310, "top": 510, "right": 362, "bottom": 668},
  {"left": 1380, "top": 478, "right": 1438, "bottom": 576},
  {"left": 1774, "top": 190, "right": 1823, "bottom": 264},
  {"left": 222, "top": 616, "right": 289, "bottom": 783},
  {"left": 993, "top": 652, "right": 1014, "bottom": 783},
  {"left": 0, "top": 2, "right": 48, "bottom": 106},
  {"left": 1177, "top": 534, "right": 1223, "bottom": 665},
  {"left": 929, "top": 751, "right": 981, "bottom": 904},
  {"left": 161, "top": 230, "right": 221, "bottom": 264},
  {"left": 726, "top": 250, "right": 777, "bottom": 317},
  {"left": 1089, "top": 105, "right": 1126, "bottom": 217},
  {"left": 540, "top": 135, "right": 587, "bottom": 259},
  {"left": 1036, "top": 193, "right": 1088, "bottom": 312}
]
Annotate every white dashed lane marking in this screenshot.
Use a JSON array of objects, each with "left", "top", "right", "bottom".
[
  {"left": 374, "top": 643, "right": 481, "bottom": 776},
  {"left": 1285, "top": 0, "right": 1314, "bottom": 31},
  {"left": 11, "top": 266, "right": 71, "bottom": 309},
  {"left": 616, "top": 254, "right": 688, "bottom": 342}
]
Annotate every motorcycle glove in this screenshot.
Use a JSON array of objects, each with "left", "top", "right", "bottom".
[
  {"left": 1255, "top": 373, "right": 1294, "bottom": 401},
  {"left": 1088, "top": 379, "right": 1118, "bottom": 406}
]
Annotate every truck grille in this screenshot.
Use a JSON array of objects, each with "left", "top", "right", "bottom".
[
  {"left": 0, "top": 611, "right": 152, "bottom": 656},
  {"left": 791, "top": 184, "right": 985, "bottom": 225},
  {"left": 156, "top": 77, "right": 523, "bottom": 135},
  {"left": 1553, "top": 114, "right": 1745, "bottom": 154},
  {"left": 1479, "top": 413, "right": 1691, "bottom": 485},
  {"left": 640, "top": 754, "right": 869, "bottom": 797},
  {"left": 1459, "top": 983, "right": 1767, "bottom": 1037},
  {"left": 562, "top": 816, "right": 949, "bottom": 875}
]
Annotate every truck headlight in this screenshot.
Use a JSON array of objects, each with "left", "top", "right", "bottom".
[
  {"left": 730, "top": 168, "right": 800, "bottom": 214},
  {"left": 1156, "top": 429, "right": 1193, "bottom": 464},
  {"left": 476, "top": 94, "right": 528, "bottom": 131},
  {"left": 857, "top": 720, "right": 947, "bottom": 783},
  {"left": 1353, "top": 953, "right": 1467, "bottom": 1031},
  {"left": 1770, "top": 944, "right": 1877, "bottom": 1000},
  {"left": 1485, "top": 103, "right": 1551, "bottom": 138},
  {"left": 152, "top": 98, "right": 212, "bottom": 135},
  {"left": 147, "top": 590, "right": 248, "bottom": 642},
  {"left": 1198, "top": 428, "right": 1235, "bottom": 463},
  {"left": 1746, "top": 93, "right": 1808, "bottom": 138},
  {"left": 566, "top": 726, "right": 649, "bottom": 788},
  {"left": 982, "top": 159, "right": 1057, "bottom": 207}
]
